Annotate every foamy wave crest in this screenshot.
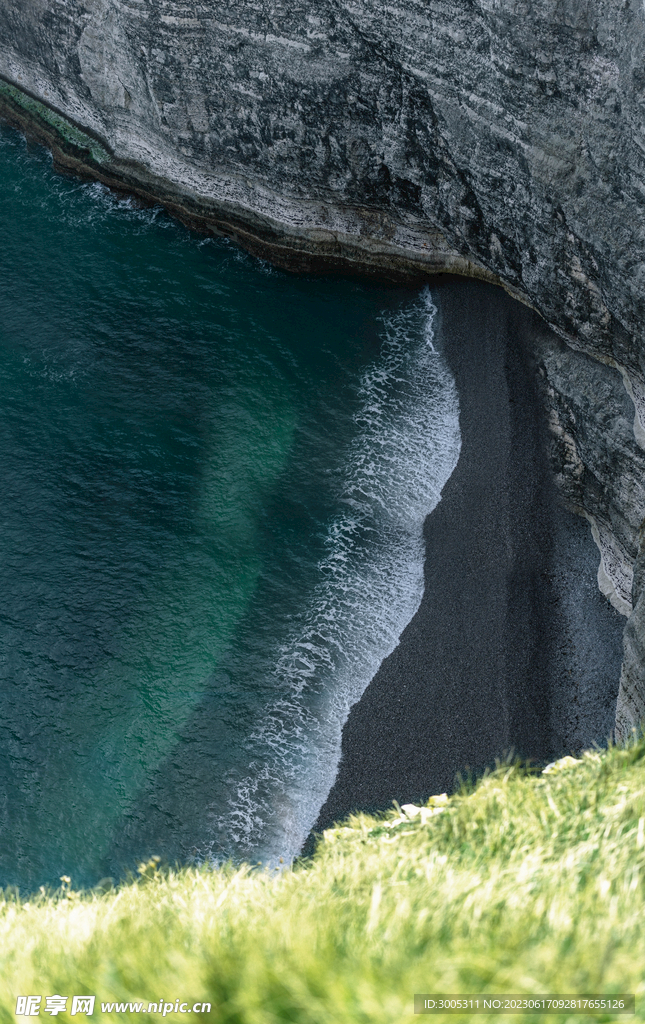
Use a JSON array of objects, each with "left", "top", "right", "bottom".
[{"left": 210, "top": 288, "right": 461, "bottom": 862}]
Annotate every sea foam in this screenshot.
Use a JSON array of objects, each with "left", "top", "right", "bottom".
[{"left": 210, "top": 288, "right": 462, "bottom": 863}]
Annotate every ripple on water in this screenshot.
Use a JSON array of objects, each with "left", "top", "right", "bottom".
[{"left": 0, "top": 124, "right": 461, "bottom": 887}]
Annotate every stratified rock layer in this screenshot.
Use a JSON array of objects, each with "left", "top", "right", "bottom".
[{"left": 1, "top": 0, "right": 645, "bottom": 733}]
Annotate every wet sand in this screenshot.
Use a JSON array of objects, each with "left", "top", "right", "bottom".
[{"left": 312, "top": 278, "right": 623, "bottom": 833}]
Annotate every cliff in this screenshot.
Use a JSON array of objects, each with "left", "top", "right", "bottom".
[{"left": 1, "top": 0, "right": 645, "bottom": 735}]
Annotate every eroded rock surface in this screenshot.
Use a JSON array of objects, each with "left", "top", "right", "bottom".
[{"left": 1, "top": 0, "right": 645, "bottom": 734}]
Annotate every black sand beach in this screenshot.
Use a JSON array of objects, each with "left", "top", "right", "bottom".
[{"left": 313, "top": 278, "right": 624, "bottom": 833}]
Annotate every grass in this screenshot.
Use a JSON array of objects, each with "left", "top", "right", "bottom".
[{"left": 1, "top": 741, "right": 645, "bottom": 1022}]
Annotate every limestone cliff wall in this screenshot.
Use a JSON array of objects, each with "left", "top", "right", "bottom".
[{"left": 1, "top": 0, "right": 645, "bottom": 734}]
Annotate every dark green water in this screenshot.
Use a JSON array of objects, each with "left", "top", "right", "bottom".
[{"left": 0, "top": 124, "right": 460, "bottom": 890}]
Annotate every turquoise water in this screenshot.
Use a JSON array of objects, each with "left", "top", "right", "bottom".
[{"left": 0, "top": 124, "right": 460, "bottom": 890}]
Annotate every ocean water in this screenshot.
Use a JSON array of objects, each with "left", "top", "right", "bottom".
[{"left": 0, "top": 123, "right": 460, "bottom": 890}]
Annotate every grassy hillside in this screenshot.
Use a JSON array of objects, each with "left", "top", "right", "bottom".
[{"left": 1, "top": 741, "right": 645, "bottom": 1023}]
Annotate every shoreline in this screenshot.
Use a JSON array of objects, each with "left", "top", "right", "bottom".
[
  {"left": 0, "top": 95, "right": 626, "bottom": 863},
  {"left": 311, "top": 277, "right": 624, "bottom": 835}
]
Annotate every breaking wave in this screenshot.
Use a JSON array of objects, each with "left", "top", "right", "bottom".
[{"left": 210, "top": 287, "right": 461, "bottom": 862}]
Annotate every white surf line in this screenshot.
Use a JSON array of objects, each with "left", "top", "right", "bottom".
[{"left": 210, "top": 288, "right": 462, "bottom": 864}]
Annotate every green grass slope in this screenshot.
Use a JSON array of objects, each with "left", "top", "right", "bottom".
[{"left": 1, "top": 741, "right": 645, "bottom": 1023}]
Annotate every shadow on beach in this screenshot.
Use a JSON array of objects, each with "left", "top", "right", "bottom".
[{"left": 312, "top": 277, "right": 624, "bottom": 834}]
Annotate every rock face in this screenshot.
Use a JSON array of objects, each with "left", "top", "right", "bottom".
[{"left": 1, "top": 0, "right": 645, "bottom": 735}]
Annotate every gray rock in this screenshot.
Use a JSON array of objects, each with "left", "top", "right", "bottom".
[{"left": 1, "top": 0, "right": 645, "bottom": 736}]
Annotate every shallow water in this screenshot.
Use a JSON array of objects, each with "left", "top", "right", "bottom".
[{"left": 0, "top": 125, "right": 460, "bottom": 890}]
